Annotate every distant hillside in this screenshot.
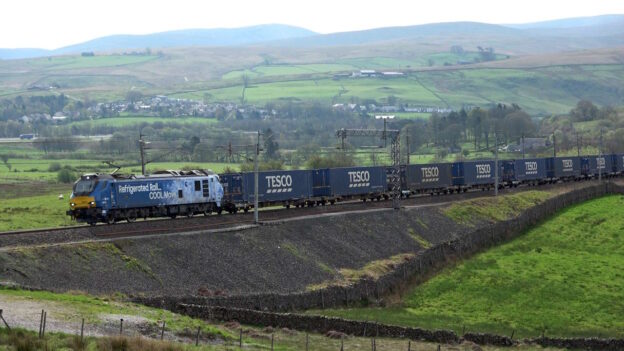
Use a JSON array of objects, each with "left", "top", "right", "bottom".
[
  {"left": 271, "top": 22, "right": 527, "bottom": 47},
  {"left": 0, "top": 24, "right": 317, "bottom": 59},
  {"left": 507, "top": 14, "right": 624, "bottom": 29}
]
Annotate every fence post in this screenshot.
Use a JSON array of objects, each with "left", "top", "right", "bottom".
[
  {"left": 195, "top": 326, "right": 201, "bottom": 346},
  {"left": 39, "top": 309, "right": 44, "bottom": 338},
  {"left": 306, "top": 332, "right": 309, "bottom": 351},
  {"left": 340, "top": 337, "right": 344, "bottom": 351},
  {"left": 0, "top": 310, "right": 10, "bottom": 331},
  {"left": 80, "top": 318, "right": 84, "bottom": 343},
  {"left": 161, "top": 321, "right": 166, "bottom": 340},
  {"left": 119, "top": 318, "right": 123, "bottom": 335},
  {"left": 408, "top": 340, "right": 411, "bottom": 351},
  {"left": 239, "top": 328, "right": 242, "bottom": 347},
  {"left": 510, "top": 330, "right": 515, "bottom": 340},
  {"left": 42, "top": 311, "right": 47, "bottom": 337},
  {"left": 271, "top": 333, "right": 274, "bottom": 351}
]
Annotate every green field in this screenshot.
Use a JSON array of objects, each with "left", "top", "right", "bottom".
[
  {"left": 66, "top": 116, "right": 218, "bottom": 128},
  {"left": 318, "top": 195, "right": 624, "bottom": 338},
  {"left": 23, "top": 54, "right": 160, "bottom": 70},
  {"left": 180, "top": 64, "right": 624, "bottom": 115}
]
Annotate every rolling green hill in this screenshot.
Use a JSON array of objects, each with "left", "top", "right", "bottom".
[{"left": 318, "top": 195, "right": 624, "bottom": 338}]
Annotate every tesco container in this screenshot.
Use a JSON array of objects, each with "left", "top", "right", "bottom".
[
  {"left": 453, "top": 160, "right": 499, "bottom": 186},
  {"left": 404, "top": 163, "right": 453, "bottom": 191},
  {"left": 586, "top": 155, "right": 613, "bottom": 176},
  {"left": 514, "top": 158, "right": 547, "bottom": 181},
  {"left": 547, "top": 156, "right": 581, "bottom": 179},
  {"left": 242, "top": 170, "right": 312, "bottom": 203},
  {"left": 313, "top": 166, "right": 386, "bottom": 197}
]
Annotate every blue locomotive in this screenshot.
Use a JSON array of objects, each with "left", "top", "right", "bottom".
[{"left": 67, "top": 170, "right": 223, "bottom": 225}]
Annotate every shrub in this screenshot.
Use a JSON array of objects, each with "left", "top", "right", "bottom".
[
  {"left": 57, "top": 168, "right": 76, "bottom": 183},
  {"left": 48, "top": 162, "right": 62, "bottom": 172}
]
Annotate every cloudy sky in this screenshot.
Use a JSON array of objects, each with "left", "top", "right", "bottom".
[{"left": 3, "top": 0, "right": 623, "bottom": 49}]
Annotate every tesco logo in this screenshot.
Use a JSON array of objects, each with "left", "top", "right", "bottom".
[
  {"left": 476, "top": 164, "right": 491, "bottom": 174},
  {"left": 421, "top": 167, "right": 439, "bottom": 178},
  {"left": 266, "top": 175, "right": 292, "bottom": 188},
  {"left": 348, "top": 171, "right": 370, "bottom": 183}
]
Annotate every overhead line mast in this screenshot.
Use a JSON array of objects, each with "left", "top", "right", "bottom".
[{"left": 336, "top": 115, "right": 401, "bottom": 209}]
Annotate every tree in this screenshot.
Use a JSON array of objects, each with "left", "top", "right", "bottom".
[
  {"left": 57, "top": 168, "right": 75, "bottom": 183},
  {"left": 125, "top": 90, "right": 143, "bottom": 103},
  {"left": 263, "top": 128, "right": 279, "bottom": 160},
  {"left": 570, "top": 100, "right": 599, "bottom": 122},
  {"left": 0, "top": 154, "right": 10, "bottom": 170}
]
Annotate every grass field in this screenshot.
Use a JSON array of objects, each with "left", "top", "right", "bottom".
[
  {"left": 0, "top": 192, "right": 73, "bottom": 231},
  {"left": 66, "top": 116, "right": 218, "bottom": 128},
  {"left": 317, "top": 195, "right": 624, "bottom": 338},
  {"left": 182, "top": 64, "right": 624, "bottom": 115},
  {"left": 0, "top": 288, "right": 538, "bottom": 351}
]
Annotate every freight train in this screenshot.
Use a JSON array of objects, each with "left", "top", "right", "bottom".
[{"left": 67, "top": 154, "right": 623, "bottom": 224}]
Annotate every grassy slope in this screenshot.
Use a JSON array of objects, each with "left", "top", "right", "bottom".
[{"left": 317, "top": 195, "right": 624, "bottom": 338}]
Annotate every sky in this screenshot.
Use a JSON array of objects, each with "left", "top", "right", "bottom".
[{"left": 3, "top": 0, "right": 623, "bottom": 49}]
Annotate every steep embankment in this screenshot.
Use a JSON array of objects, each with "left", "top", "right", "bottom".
[{"left": 0, "top": 183, "right": 606, "bottom": 297}]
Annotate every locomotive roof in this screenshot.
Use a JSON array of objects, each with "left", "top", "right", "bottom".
[{"left": 80, "top": 169, "right": 216, "bottom": 181}]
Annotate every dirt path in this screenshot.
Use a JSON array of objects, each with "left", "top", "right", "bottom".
[{"left": 0, "top": 294, "right": 160, "bottom": 339}]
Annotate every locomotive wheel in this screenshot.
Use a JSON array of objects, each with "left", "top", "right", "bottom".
[
  {"left": 244, "top": 207, "right": 249, "bottom": 213},
  {"left": 105, "top": 215, "right": 115, "bottom": 225},
  {"left": 169, "top": 214, "right": 177, "bottom": 219},
  {"left": 203, "top": 208, "right": 212, "bottom": 216},
  {"left": 186, "top": 211, "right": 194, "bottom": 218},
  {"left": 126, "top": 212, "right": 137, "bottom": 223},
  {"left": 217, "top": 207, "right": 223, "bottom": 215}
]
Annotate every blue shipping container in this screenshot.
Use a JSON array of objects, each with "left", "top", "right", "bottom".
[
  {"left": 405, "top": 163, "right": 453, "bottom": 191},
  {"left": 453, "top": 160, "right": 499, "bottom": 186},
  {"left": 547, "top": 156, "right": 581, "bottom": 179},
  {"left": 219, "top": 173, "right": 244, "bottom": 204},
  {"left": 314, "top": 166, "right": 386, "bottom": 197},
  {"left": 587, "top": 155, "right": 613, "bottom": 176},
  {"left": 243, "top": 170, "right": 312, "bottom": 203},
  {"left": 514, "top": 158, "right": 547, "bottom": 181}
]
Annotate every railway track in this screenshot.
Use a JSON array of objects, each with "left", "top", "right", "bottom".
[{"left": 0, "top": 180, "right": 606, "bottom": 248}]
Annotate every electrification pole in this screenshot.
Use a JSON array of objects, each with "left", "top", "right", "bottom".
[
  {"left": 254, "top": 130, "right": 260, "bottom": 224},
  {"left": 494, "top": 132, "right": 499, "bottom": 197},
  {"left": 139, "top": 133, "right": 148, "bottom": 175},
  {"left": 599, "top": 129, "right": 603, "bottom": 182},
  {"left": 553, "top": 132, "right": 557, "bottom": 158}
]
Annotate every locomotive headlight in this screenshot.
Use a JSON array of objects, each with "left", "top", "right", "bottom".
[
  {"left": 70, "top": 202, "right": 76, "bottom": 207},
  {"left": 89, "top": 201, "right": 96, "bottom": 206}
]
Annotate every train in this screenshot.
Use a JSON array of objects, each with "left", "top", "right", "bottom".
[{"left": 67, "top": 153, "right": 623, "bottom": 224}]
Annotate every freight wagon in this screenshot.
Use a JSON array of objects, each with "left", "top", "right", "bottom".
[
  {"left": 313, "top": 166, "right": 387, "bottom": 201},
  {"left": 452, "top": 160, "right": 500, "bottom": 189},
  {"left": 501, "top": 158, "right": 547, "bottom": 185},
  {"left": 547, "top": 156, "right": 581, "bottom": 181},
  {"left": 403, "top": 163, "right": 454, "bottom": 194},
  {"left": 243, "top": 170, "right": 312, "bottom": 208}
]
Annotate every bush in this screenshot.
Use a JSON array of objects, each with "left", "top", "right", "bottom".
[
  {"left": 48, "top": 162, "right": 62, "bottom": 172},
  {"left": 57, "top": 168, "right": 76, "bottom": 183}
]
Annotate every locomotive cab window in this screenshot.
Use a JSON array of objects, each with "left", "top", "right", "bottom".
[
  {"left": 178, "top": 189, "right": 183, "bottom": 198},
  {"left": 195, "top": 180, "right": 201, "bottom": 191}
]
